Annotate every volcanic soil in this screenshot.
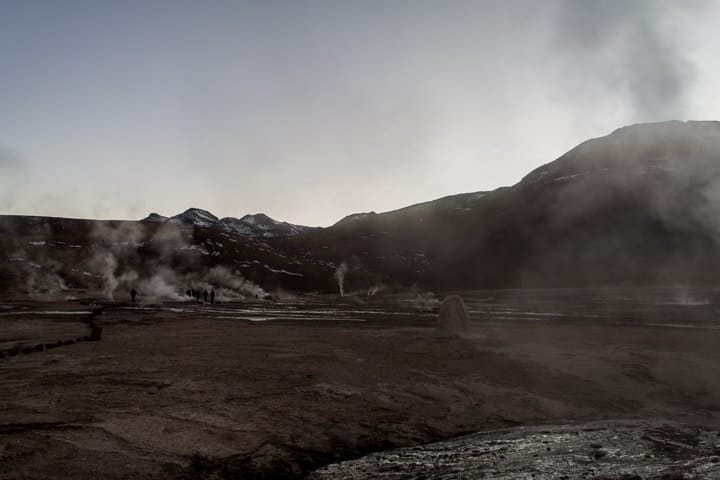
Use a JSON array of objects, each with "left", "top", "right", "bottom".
[{"left": 1, "top": 288, "right": 719, "bottom": 479}]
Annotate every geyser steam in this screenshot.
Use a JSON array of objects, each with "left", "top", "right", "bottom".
[{"left": 334, "top": 262, "right": 348, "bottom": 296}]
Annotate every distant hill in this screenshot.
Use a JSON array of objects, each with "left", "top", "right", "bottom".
[
  {"left": 142, "top": 208, "right": 319, "bottom": 238},
  {"left": 4, "top": 120, "right": 720, "bottom": 298},
  {"left": 0, "top": 214, "right": 333, "bottom": 300}
]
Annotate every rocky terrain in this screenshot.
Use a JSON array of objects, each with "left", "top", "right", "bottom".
[{"left": 309, "top": 420, "right": 720, "bottom": 479}]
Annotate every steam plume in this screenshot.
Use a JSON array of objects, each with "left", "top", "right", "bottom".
[
  {"left": 0, "top": 144, "right": 28, "bottom": 211},
  {"left": 334, "top": 262, "right": 348, "bottom": 296},
  {"left": 553, "top": 0, "right": 703, "bottom": 121}
]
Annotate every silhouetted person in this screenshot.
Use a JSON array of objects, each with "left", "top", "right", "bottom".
[
  {"left": 203, "top": 290, "right": 209, "bottom": 302},
  {"left": 186, "top": 289, "right": 192, "bottom": 297},
  {"left": 210, "top": 289, "right": 215, "bottom": 304},
  {"left": 130, "top": 289, "right": 137, "bottom": 303}
]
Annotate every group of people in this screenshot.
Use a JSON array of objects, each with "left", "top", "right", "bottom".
[
  {"left": 186, "top": 287, "right": 215, "bottom": 304},
  {"left": 128, "top": 287, "right": 217, "bottom": 304}
]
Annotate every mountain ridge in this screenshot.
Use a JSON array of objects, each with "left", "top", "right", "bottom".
[
  {"left": 276, "top": 120, "right": 720, "bottom": 289},
  {"left": 142, "top": 208, "right": 319, "bottom": 239},
  {"left": 4, "top": 120, "right": 720, "bottom": 296}
]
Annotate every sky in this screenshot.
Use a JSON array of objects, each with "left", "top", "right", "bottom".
[{"left": 1, "top": 0, "right": 719, "bottom": 227}]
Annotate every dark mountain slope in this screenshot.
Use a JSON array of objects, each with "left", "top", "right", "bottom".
[
  {"left": 275, "top": 121, "right": 720, "bottom": 289},
  {"left": 3, "top": 121, "right": 720, "bottom": 296}
]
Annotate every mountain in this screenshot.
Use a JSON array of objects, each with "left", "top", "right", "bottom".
[
  {"left": 143, "top": 213, "right": 168, "bottom": 223},
  {"left": 0, "top": 215, "right": 330, "bottom": 298},
  {"left": 221, "top": 213, "right": 319, "bottom": 238},
  {"left": 167, "top": 208, "right": 220, "bottom": 228},
  {"left": 275, "top": 120, "right": 720, "bottom": 289},
  {"left": 4, "top": 120, "right": 720, "bottom": 298},
  {"left": 143, "top": 208, "right": 317, "bottom": 239}
]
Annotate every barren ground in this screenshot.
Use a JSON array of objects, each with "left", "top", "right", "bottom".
[{"left": 1, "top": 288, "right": 719, "bottom": 479}]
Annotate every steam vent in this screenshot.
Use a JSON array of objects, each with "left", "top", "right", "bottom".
[{"left": 436, "top": 295, "right": 470, "bottom": 337}]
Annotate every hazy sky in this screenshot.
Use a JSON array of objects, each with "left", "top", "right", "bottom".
[{"left": 1, "top": 0, "right": 719, "bottom": 226}]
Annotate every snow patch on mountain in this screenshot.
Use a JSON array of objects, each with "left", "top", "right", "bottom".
[{"left": 168, "top": 208, "right": 220, "bottom": 228}]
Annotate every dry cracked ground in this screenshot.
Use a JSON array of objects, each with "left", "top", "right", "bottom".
[{"left": 1, "top": 289, "right": 720, "bottom": 479}]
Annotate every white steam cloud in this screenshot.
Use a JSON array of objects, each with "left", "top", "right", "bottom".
[
  {"left": 86, "top": 222, "right": 265, "bottom": 302},
  {"left": 552, "top": 0, "right": 705, "bottom": 121},
  {"left": 334, "top": 262, "right": 348, "bottom": 296}
]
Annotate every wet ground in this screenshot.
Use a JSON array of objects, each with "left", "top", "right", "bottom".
[{"left": 0, "top": 287, "right": 719, "bottom": 479}]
